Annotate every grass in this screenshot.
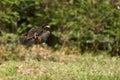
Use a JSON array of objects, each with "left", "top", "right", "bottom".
[{"left": 0, "top": 52, "right": 120, "bottom": 80}]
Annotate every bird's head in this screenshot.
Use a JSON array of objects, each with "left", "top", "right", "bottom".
[{"left": 44, "top": 25, "right": 50, "bottom": 31}]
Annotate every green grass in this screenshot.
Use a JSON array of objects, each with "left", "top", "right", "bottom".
[{"left": 0, "top": 53, "right": 120, "bottom": 80}]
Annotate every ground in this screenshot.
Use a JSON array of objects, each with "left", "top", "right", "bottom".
[{"left": 0, "top": 52, "right": 120, "bottom": 80}]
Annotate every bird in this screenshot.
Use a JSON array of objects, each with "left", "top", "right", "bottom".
[
  {"left": 36, "top": 25, "right": 50, "bottom": 44},
  {"left": 20, "top": 25, "right": 51, "bottom": 46}
]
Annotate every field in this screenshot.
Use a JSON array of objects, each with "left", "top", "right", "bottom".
[
  {"left": 0, "top": 0, "right": 120, "bottom": 80},
  {"left": 0, "top": 50, "right": 120, "bottom": 80}
]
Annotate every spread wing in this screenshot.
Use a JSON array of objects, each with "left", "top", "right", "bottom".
[{"left": 27, "top": 28, "right": 37, "bottom": 38}]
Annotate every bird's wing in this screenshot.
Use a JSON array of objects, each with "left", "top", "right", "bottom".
[{"left": 27, "top": 28, "right": 38, "bottom": 38}]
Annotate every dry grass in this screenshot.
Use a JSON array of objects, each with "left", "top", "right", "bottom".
[{"left": 0, "top": 45, "right": 120, "bottom": 80}]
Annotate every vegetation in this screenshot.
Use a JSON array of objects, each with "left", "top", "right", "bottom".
[
  {"left": 0, "top": 53, "right": 120, "bottom": 80},
  {"left": 0, "top": 0, "right": 120, "bottom": 55},
  {"left": 0, "top": 0, "right": 120, "bottom": 79}
]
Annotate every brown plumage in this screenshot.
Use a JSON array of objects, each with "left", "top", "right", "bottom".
[{"left": 20, "top": 26, "right": 50, "bottom": 46}]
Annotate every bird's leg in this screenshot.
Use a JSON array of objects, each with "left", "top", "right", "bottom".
[
  {"left": 37, "top": 36, "right": 45, "bottom": 48},
  {"left": 37, "top": 36, "right": 42, "bottom": 44}
]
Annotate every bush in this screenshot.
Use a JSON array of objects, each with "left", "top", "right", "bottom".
[{"left": 0, "top": 0, "right": 120, "bottom": 55}]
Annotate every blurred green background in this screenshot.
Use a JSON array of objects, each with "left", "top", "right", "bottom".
[{"left": 0, "top": 0, "right": 120, "bottom": 56}]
